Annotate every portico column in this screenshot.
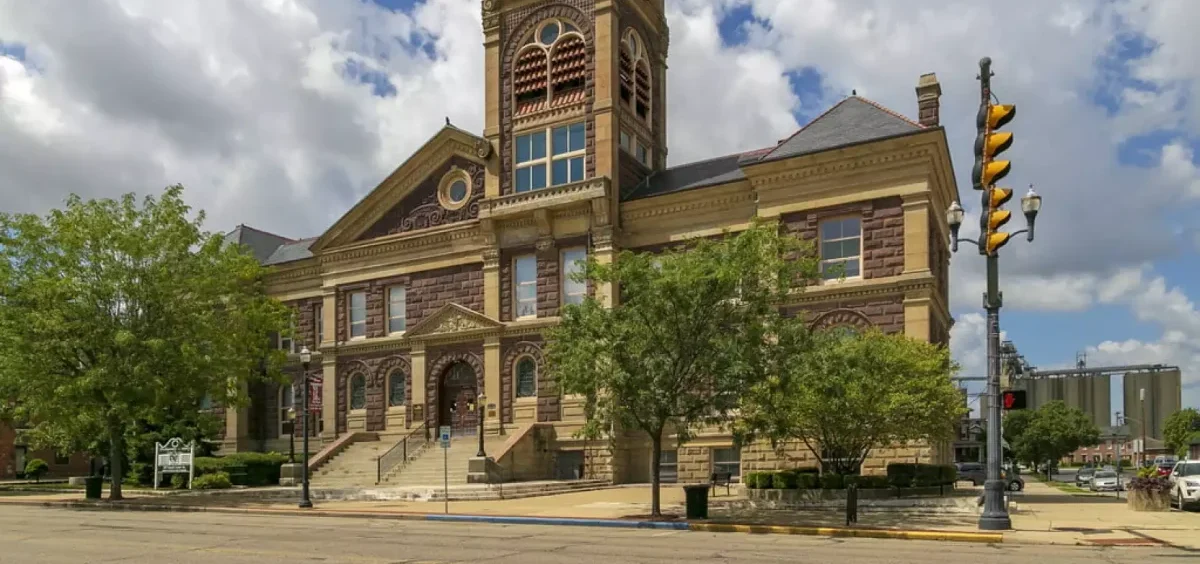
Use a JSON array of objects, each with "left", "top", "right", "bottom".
[
  {"left": 410, "top": 343, "right": 427, "bottom": 431},
  {"left": 321, "top": 356, "right": 337, "bottom": 441},
  {"left": 222, "top": 380, "right": 249, "bottom": 453},
  {"left": 484, "top": 335, "right": 502, "bottom": 435}
]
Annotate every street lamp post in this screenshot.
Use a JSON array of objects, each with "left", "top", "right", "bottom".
[
  {"left": 946, "top": 77, "right": 1042, "bottom": 530},
  {"left": 299, "top": 346, "right": 313, "bottom": 509},
  {"left": 476, "top": 394, "right": 487, "bottom": 458},
  {"left": 287, "top": 406, "right": 296, "bottom": 464}
]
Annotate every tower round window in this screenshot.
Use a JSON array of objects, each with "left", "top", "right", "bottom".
[
  {"left": 540, "top": 21, "right": 560, "bottom": 45},
  {"left": 448, "top": 180, "right": 468, "bottom": 203}
]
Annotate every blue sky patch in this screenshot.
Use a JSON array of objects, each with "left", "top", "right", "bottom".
[
  {"left": 0, "top": 41, "right": 26, "bottom": 62},
  {"left": 342, "top": 58, "right": 398, "bottom": 98}
]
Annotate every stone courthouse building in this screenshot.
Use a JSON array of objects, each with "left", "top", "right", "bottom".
[{"left": 218, "top": 0, "right": 958, "bottom": 486}]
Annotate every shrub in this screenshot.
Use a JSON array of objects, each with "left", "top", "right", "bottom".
[
  {"left": 886, "top": 463, "right": 953, "bottom": 488},
  {"left": 1136, "top": 466, "right": 1158, "bottom": 479},
  {"left": 24, "top": 459, "right": 49, "bottom": 482},
  {"left": 854, "top": 475, "right": 891, "bottom": 489},
  {"left": 192, "top": 472, "right": 232, "bottom": 490},
  {"left": 755, "top": 472, "right": 773, "bottom": 489},
  {"left": 170, "top": 473, "right": 188, "bottom": 489},
  {"left": 820, "top": 473, "right": 845, "bottom": 490},
  {"left": 773, "top": 470, "right": 799, "bottom": 489},
  {"left": 1127, "top": 476, "right": 1171, "bottom": 495},
  {"left": 744, "top": 472, "right": 770, "bottom": 489},
  {"left": 798, "top": 472, "right": 820, "bottom": 490},
  {"left": 194, "top": 452, "right": 287, "bottom": 487}
]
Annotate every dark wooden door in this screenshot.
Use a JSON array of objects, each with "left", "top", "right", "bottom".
[{"left": 438, "top": 362, "right": 478, "bottom": 436}]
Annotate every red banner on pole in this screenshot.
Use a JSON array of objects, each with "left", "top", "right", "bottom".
[{"left": 307, "top": 377, "right": 322, "bottom": 412}]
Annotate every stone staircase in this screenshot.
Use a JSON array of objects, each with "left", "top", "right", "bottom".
[
  {"left": 383, "top": 435, "right": 508, "bottom": 487},
  {"left": 311, "top": 439, "right": 391, "bottom": 489}
]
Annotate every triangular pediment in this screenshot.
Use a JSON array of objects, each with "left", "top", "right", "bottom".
[
  {"left": 404, "top": 303, "right": 503, "bottom": 339},
  {"left": 310, "top": 125, "right": 492, "bottom": 253}
]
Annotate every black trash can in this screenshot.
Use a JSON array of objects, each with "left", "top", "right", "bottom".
[
  {"left": 84, "top": 476, "right": 103, "bottom": 500},
  {"left": 683, "top": 484, "right": 710, "bottom": 519}
]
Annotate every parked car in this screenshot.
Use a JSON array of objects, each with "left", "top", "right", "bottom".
[
  {"left": 956, "top": 462, "right": 985, "bottom": 485},
  {"left": 1089, "top": 470, "right": 1122, "bottom": 492},
  {"left": 1157, "top": 463, "right": 1176, "bottom": 477},
  {"left": 1076, "top": 466, "right": 1096, "bottom": 488},
  {"left": 1168, "top": 460, "right": 1200, "bottom": 510}
]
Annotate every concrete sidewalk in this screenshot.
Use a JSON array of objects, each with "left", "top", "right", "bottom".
[{"left": 2, "top": 481, "right": 1196, "bottom": 547}]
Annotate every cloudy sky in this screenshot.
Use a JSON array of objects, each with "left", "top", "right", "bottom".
[{"left": 2, "top": 0, "right": 1197, "bottom": 412}]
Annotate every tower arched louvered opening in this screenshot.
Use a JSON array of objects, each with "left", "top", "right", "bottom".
[
  {"left": 514, "top": 46, "right": 550, "bottom": 114},
  {"left": 634, "top": 59, "right": 651, "bottom": 121},
  {"left": 550, "top": 35, "right": 587, "bottom": 104},
  {"left": 619, "top": 44, "right": 634, "bottom": 106}
]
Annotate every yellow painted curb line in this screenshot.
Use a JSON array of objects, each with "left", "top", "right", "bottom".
[{"left": 688, "top": 523, "right": 1003, "bottom": 544}]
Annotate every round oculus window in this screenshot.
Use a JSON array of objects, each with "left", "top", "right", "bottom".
[
  {"left": 540, "top": 22, "right": 560, "bottom": 45},
  {"left": 448, "top": 179, "right": 468, "bottom": 203}
]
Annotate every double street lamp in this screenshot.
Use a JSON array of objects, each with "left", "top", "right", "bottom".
[{"left": 946, "top": 188, "right": 1041, "bottom": 532}]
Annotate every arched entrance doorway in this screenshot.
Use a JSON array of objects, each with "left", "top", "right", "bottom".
[{"left": 438, "top": 361, "right": 478, "bottom": 436}]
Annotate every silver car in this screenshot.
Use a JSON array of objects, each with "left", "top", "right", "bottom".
[{"left": 1090, "top": 470, "right": 1122, "bottom": 492}]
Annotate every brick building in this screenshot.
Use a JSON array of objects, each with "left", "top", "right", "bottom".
[
  {"left": 0, "top": 422, "right": 90, "bottom": 480},
  {"left": 219, "top": 0, "right": 958, "bottom": 486}
]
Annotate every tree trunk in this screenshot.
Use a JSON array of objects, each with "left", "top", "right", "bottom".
[
  {"left": 108, "top": 433, "right": 124, "bottom": 501},
  {"left": 650, "top": 433, "right": 662, "bottom": 518}
]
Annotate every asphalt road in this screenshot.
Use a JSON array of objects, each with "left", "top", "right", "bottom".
[{"left": 0, "top": 506, "right": 1190, "bottom": 563}]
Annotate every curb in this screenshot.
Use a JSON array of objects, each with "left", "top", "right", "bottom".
[
  {"left": 2, "top": 499, "right": 998, "bottom": 542},
  {"left": 689, "top": 522, "right": 1002, "bottom": 543}
]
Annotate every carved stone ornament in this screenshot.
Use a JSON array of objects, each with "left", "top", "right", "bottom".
[
  {"left": 396, "top": 162, "right": 484, "bottom": 234},
  {"left": 481, "top": 0, "right": 499, "bottom": 29},
  {"left": 810, "top": 309, "right": 873, "bottom": 331},
  {"left": 475, "top": 138, "right": 492, "bottom": 159},
  {"left": 432, "top": 313, "right": 491, "bottom": 335}
]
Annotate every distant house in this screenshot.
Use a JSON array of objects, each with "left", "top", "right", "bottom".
[
  {"left": 1190, "top": 436, "right": 1200, "bottom": 461},
  {"left": 0, "top": 422, "right": 89, "bottom": 480}
]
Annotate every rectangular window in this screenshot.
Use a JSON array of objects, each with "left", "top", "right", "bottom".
[
  {"left": 711, "top": 447, "right": 741, "bottom": 480},
  {"left": 387, "top": 286, "right": 407, "bottom": 334},
  {"left": 636, "top": 142, "right": 649, "bottom": 166},
  {"left": 658, "top": 450, "right": 678, "bottom": 484},
  {"left": 348, "top": 291, "right": 367, "bottom": 339},
  {"left": 279, "top": 317, "right": 294, "bottom": 352},
  {"left": 314, "top": 304, "right": 323, "bottom": 344},
  {"left": 514, "top": 255, "right": 538, "bottom": 319},
  {"left": 561, "top": 248, "right": 587, "bottom": 307},
  {"left": 516, "top": 122, "right": 586, "bottom": 192},
  {"left": 619, "top": 130, "right": 631, "bottom": 152},
  {"left": 819, "top": 217, "right": 862, "bottom": 280},
  {"left": 515, "top": 130, "right": 547, "bottom": 193}
]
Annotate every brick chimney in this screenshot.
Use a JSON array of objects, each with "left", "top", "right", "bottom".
[{"left": 915, "top": 73, "right": 942, "bottom": 127}]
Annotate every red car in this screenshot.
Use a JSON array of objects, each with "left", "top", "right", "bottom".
[{"left": 1157, "top": 464, "right": 1175, "bottom": 477}]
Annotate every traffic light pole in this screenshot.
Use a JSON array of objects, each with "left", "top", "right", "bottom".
[{"left": 980, "top": 253, "right": 1012, "bottom": 530}]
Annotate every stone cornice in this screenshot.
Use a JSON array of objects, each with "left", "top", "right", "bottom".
[
  {"left": 267, "top": 262, "right": 321, "bottom": 284},
  {"left": 750, "top": 146, "right": 934, "bottom": 193},
  {"left": 621, "top": 186, "right": 755, "bottom": 221},
  {"left": 785, "top": 272, "right": 937, "bottom": 307},
  {"left": 320, "top": 223, "right": 481, "bottom": 266},
  {"left": 480, "top": 177, "right": 610, "bottom": 220},
  {"left": 513, "top": 102, "right": 588, "bottom": 133},
  {"left": 315, "top": 314, "right": 563, "bottom": 357}
]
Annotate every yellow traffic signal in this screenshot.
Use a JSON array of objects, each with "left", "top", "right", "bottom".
[
  {"left": 973, "top": 102, "right": 1017, "bottom": 190},
  {"left": 981, "top": 104, "right": 1015, "bottom": 130},
  {"left": 986, "top": 231, "right": 1012, "bottom": 255}
]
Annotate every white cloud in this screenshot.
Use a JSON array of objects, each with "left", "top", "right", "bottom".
[{"left": 2, "top": 0, "right": 1199, "bottom": 409}]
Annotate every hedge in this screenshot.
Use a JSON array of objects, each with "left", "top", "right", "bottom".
[
  {"left": 193, "top": 471, "right": 233, "bottom": 490},
  {"left": 885, "top": 463, "right": 956, "bottom": 488},
  {"left": 743, "top": 470, "right": 901, "bottom": 490},
  {"left": 194, "top": 452, "right": 288, "bottom": 487}
]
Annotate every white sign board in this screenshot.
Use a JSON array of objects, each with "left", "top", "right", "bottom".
[
  {"left": 153, "top": 438, "right": 195, "bottom": 490},
  {"left": 439, "top": 425, "right": 452, "bottom": 449}
]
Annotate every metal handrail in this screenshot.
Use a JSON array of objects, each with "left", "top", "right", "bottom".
[{"left": 376, "top": 423, "right": 429, "bottom": 484}]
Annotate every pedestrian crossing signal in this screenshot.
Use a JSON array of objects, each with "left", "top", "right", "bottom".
[{"left": 1001, "top": 390, "right": 1026, "bottom": 410}]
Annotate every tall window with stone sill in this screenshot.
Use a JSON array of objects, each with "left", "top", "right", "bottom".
[
  {"left": 514, "top": 255, "right": 537, "bottom": 319},
  {"left": 819, "top": 217, "right": 862, "bottom": 280},
  {"left": 561, "top": 247, "right": 587, "bottom": 307},
  {"left": 387, "top": 286, "right": 407, "bottom": 334},
  {"left": 348, "top": 291, "right": 367, "bottom": 339}
]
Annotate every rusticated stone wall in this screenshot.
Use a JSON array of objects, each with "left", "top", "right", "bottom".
[
  {"left": 335, "top": 264, "right": 484, "bottom": 342},
  {"left": 780, "top": 196, "right": 905, "bottom": 281}
]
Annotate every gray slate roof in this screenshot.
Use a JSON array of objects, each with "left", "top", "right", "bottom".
[
  {"left": 221, "top": 225, "right": 293, "bottom": 264},
  {"left": 623, "top": 96, "right": 924, "bottom": 202},
  {"left": 264, "top": 238, "right": 317, "bottom": 266}
]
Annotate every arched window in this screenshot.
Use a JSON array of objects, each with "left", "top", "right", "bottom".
[
  {"left": 388, "top": 370, "right": 406, "bottom": 407},
  {"left": 514, "top": 19, "right": 588, "bottom": 116},
  {"left": 619, "top": 29, "right": 651, "bottom": 122},
  {"left": 350, "top": 374, "right": 366, "bottom": 410},
  {"left": 515, "top": 356, "right": 537, "bottom": 398},
  {"left": 279, "top": 383, "right": 295, "bottom": 436}
]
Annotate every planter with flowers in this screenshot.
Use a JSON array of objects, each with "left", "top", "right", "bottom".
[{"left": 1126, "top": 473, "right": 1171, "bottom": 512}]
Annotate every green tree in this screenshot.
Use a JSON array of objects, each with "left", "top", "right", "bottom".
[
  {"left": 1163, "top": 408, "right": 1200, "bottom": 459},
  {"left": 737, "top": 324, "right": 964, "bottom": 475},
  {"left": 0, "top": 186, "right": 291, "bottom": 500},
  {"left": 1007, "top": 401, "right": 1099, "bottom": 475},
  {"left": 544, "top": 221, "right": 820, "bottom": 516}
]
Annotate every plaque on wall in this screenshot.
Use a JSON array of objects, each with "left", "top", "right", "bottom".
[{"left": 412, "top": 405, "right": 423, "bottom": 420}]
